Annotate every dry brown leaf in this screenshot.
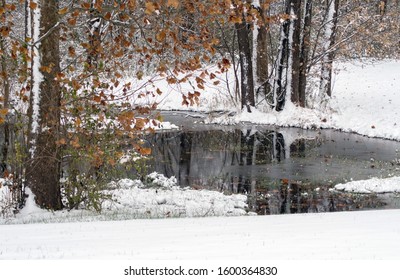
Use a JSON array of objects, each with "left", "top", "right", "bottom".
[
  {"left": 145, "top": 2, "right": 156, "bottom": 14},
  {"left": 58, "top": 7, "right": 68, "bottom": 15},
  {"left": 29, "top": 1, "right": 38, "bottom": 10},
  {"left": 167, "top": 0, "right": 180, "bottom": 8}
]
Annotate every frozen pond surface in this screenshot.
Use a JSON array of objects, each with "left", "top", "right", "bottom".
[{"left": 144, "top": 112, "right": 400, "bottom": 214}]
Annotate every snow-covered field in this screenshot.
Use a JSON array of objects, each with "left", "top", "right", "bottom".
[
  {"left": 1, "top": 60, "right": 400, "bottom": 260},
  {"left": 1, "top": 209, "right": 400, "bottom": 259}
]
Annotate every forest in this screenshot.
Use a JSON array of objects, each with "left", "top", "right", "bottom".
[{"left": 0, "top": 0, "right": 399, "bottom": 213}]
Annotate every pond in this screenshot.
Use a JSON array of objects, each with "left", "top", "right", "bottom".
[{"left": 144, "top": 111, "right": 400, "bottom": 215}]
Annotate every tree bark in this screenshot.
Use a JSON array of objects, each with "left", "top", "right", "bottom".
[
  {"left": 319, "top": 0, "right": 340, "bottom": 98},
  {"left": 0, "top": 0, "right": 10, "bottom": 173},
  {"left": 273, "top": 1, "right": 290, "bottom": 111},
  {"left": 289, "top": 0, "right": 302, "bottom": 105},
  {"left": 236, "top": 20, "right": 255, "bottom": 112},
  {"left": 299, "top": 0, "right": 312, "bottom": 107},
  {"left": 26, "top": 0, "right": 62, "bottom": 209},
  {"left": 253, "top": 0, "right": 270, "bottom": 102}
]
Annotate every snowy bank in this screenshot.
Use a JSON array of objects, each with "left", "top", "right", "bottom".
[
  {"left": 104, "top": 174, "right": 248, "bottom": 219},
  {"left": 335, "top": 176, "right": 400, "bottom": 194},
  {"left": 220, "top": 60, "right": 400, "bottom": 140},
  {"left": 330, "top": 60, "right": 400, "bottom": 140},
  {"left": 0, "top": 173, "right": 248, "bottom": 225},
  {"left": 152, "top": 60, "right": 400, "bottom": 141}
]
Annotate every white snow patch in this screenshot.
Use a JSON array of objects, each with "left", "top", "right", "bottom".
[
  {"left": 104, "top": 182, "right": 247, "bottom": 218},
  {"left": 18, "top": 187, "right": 47, "bottom": 216},
  {"left": 103, "top": 174, "right": 248, "bottom": 218},
  {"left": 145, "top": 172, "right": 178, "bottom": 189},
  {"left": 335, "top": 176, "right": 400, "bottom": 194},
  {"left": 144, "top": 119, "right": 179, "bottom": 130},
  {"left": 30, "top": 1, "right": 43, "bottom": 157}
]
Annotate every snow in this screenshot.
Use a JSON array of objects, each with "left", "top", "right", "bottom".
[
  {"left": 2, "top": 175, "right": 400, "bottom": 260},
  {"left": 335, "top": 176, "right": 400, "bottom": 194},
  {"left": 1, "top": 173, "right": 248, "bottom": 225},
  {"left": 145, "top": 120, "right": 179, "bottom": 130},
  {"left": 151, "top": 60, "right": 400, "bottom": 142},
  {"left": 1, "top": 209, "right": 399, "bottom": 259},
  {"left": 111, "top": 47, "right": 395, "bottom": 137},
  {"left": 29, "top": 0, "right": 43, "bottom": 157},
  {"left": 2, "top": 56, "right": 400, "bottom": 260},
  {"left": 105, "top": 180, "right": 247, "bottom": 219},
  {"left": 145, "top": 172, "right": 179, "bottom": 188},
  {"left": 331, "top": 60, "right": 400, "bottom": 139},
  {"left": 252, "top": 0, "right": 260, "bottom": 8}
]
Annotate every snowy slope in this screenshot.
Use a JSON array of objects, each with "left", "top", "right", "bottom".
[{"left": 331, "top": 60, "right": 400, "bottom": 140}]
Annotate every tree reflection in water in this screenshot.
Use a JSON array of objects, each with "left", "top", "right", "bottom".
[{"left": 145, "top": 128, "right": 392, "bottom": 215}]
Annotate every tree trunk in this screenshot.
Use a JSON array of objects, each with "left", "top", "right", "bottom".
[
  {"left": 273, "top": 1, "right": 291, "bottom": 111},
  {"left": 299, "top": 0, "right": 312, "bottom": 107},
  {"left": 178, "top": 133, "right": 192, "bottom": 187},
  {"left": 26, "top": 0, "right": 62, "bottom": 210},
  {"left": 288, "top": 0, "right": 302, "bottom": 105},
  {"left": 253, "top": 0, "right": 270, "bottom": 102},
  {"left": 0, "top": 0, "right": 10, "bottom": 173},
  {"left": 236, "top": 20, "right": 255, "bottom": 112},
  {"left": 319, "top": 0, "right": 340, "bottom": 98}
]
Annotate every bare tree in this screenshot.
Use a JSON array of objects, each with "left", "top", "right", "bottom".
[
  {"left": 235, "top": 4, "right": 255, "bottom": 112},
  {"left": 273, "top": 0, "right": 303, "bottom": 110},
  {"left": 273, "top": 0, "right": 291, "bottom": 111},
  {"left": 252, "top": 0, "right": 270, "bottom": 102},
  {"left": 0, "top": 0, "right": 10, "bottom": 172},
  {"left": 319, "top": 0, "right": 340, "bottom": 98},
  {"left": 299, "top": 0, "right": 312, "bottom": 107}
]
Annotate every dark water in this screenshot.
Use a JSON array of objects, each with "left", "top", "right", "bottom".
[{"left": 144, "top": 112, "right": 400, "bottom": 215}]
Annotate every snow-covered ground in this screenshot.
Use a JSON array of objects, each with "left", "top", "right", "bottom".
[
  {"left": 1, "top": 209, "right": 399, "bottom": 259},
  {"left": 331, "top": 60, "right": 400, "bottom": 140},
  {"left": 1, "top": 60, "right": 400, "bottom": 260},
  {"left": 0, "top": 173, "right": 248, "bottom": 225}
]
